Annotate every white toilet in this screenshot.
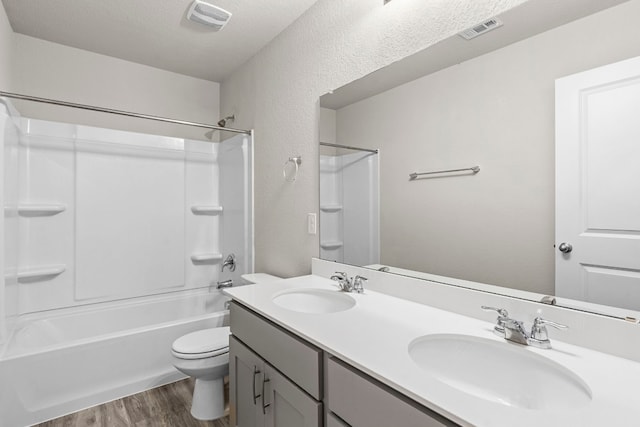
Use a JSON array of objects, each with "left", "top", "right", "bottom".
[
  {"left": 171, "top": 273, "right": 281, "bottom": 420},
  {"left": 171, "top": 326, "right": 230, "bottom": 420}
]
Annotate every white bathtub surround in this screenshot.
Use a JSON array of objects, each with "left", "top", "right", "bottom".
[
  {"left": 0, "top": 100, "right": 21, "bottom": 348},
  {"left": 224, "top": 274, "right": 640, "bottom": 426},
  {"left": 0, "top": 101, "right": 254, "bottom": 425},
  {"left": 3, "top": 113, "right": 252, "bottom": 313}
]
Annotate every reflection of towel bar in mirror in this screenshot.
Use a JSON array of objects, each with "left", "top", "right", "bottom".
[{"left": 409, "top": 166, "right": 480, "bottom": 180}]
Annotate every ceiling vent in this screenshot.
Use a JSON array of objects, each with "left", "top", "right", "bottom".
[
  {"left": 458, "top": 17, "right": 503, "bottom": 40},
  {"left": 186, "top": 1, "right": 232, "bottom": 31}
]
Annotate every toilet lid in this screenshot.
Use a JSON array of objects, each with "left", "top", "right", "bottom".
[
  {"left": 172, "top": 327, "right": 230, "bottom": 359},
  {"left": 241, "top": 273, "right": 282, "bottom": 284}
]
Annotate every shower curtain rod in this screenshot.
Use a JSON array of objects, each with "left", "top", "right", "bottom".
[
  {"left": 0, "top": 91, "right": 252, "bottom": 135},
  {"left": 320, "top": 141, "right": 378, "bottom": 154}
]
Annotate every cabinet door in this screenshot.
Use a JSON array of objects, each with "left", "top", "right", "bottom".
[
  {"left": 263, "top": 364, "right": 322, "bottom": 427},
  {"left": 230, "top": 302, "right": 323, "bottom": 399},
  {"left": 230, "top": 336, "right": 265, "bottom": 427},
  {"left": 327, "top": 357, "right": 457, "bottom": 427}
]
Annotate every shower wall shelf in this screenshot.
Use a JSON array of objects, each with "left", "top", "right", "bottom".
[
  {"left": 6, "top": 265, "right": 67, "bottom": 281},
  {"left": 190, "top": 253, "right": 223, "bottom": 263},
  {"left": 320, "top": 205, "right": 343, "bottom": 213},
  {"left": 320, "top": 241, "right": 344, "bottom": 250},
  {"left": 5, "top": 204, "right": 67, "bottom": 216},
  {"left": 191, "top": 205, "right": 224, "bottom": 215}
]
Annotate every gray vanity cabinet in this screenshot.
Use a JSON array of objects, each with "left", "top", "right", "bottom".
[
  {"left": 326, "top": 413, "right": 349, "bottom": 427},
  {"left": 263, "top": 362, "right": 322, "bottom": 427},
  {"left": 229, "top": 335, "right": 264, "bottom": 427},
  {"left": 230, "top": 336, "right": 321, "bottom": 427},
  {"left": 229, "top": 301, "right": 457, "bottom": 427},
  {"left": 326, "top": 357, "right": 458, "bottom": 427},
  {"left": 229, "top": 302, "right": 323, "bottom": 427}
]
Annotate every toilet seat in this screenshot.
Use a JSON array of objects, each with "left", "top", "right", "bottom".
[{"left": 172, "top": 327, "right": 230, "bottom": 360}]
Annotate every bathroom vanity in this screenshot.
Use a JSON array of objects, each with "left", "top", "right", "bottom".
[
  {"left": 229, "top": 301, "right": 322, "bottom": 427},
  {"left": 224, "top": 272, "right": 640, "bottom": 427},
  {"left": 229, "top": 301, "right": 451, "bottom": 427}
]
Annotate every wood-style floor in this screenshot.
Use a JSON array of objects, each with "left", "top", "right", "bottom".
[{"left": 36, "top": 378, "right": 229, "bottom": 427}]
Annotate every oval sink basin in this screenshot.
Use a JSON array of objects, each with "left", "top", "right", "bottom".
[
  {"left": 272, "top": 289, "right": 356, "bottom": 314},
  {"left": 408, "top": 334, "right": 592, "bottom": 410}
]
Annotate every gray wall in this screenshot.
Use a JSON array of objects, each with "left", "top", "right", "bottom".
[
  {"left": 334, "top": 0, "right": 640, "bottom": 294},
  {"left": 11, "top": 34, "right": 220, "bottom": 140},
  {"left": 319, "top": 108, "right": 336, "bottom": 146},
  {"left": 0, "top": 1, "right": 13, "bottom": 91},
  {"left": 221, "top": 0, "right": 529, "bottom": 277}
]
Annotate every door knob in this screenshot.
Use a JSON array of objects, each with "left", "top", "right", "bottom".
[{"left": 558, "top": 242, "right": 573, "bottom": 253}]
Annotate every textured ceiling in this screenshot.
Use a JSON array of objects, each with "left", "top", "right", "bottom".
[
  {"left": 321, "top": 0, "right": 630, "bottom": 109},
  {"left": 2, "top": 0, "right": 319, "bottom": 82}
]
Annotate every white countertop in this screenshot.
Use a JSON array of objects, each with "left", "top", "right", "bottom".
[{"left": 224, "top": 275, "right": 640, "bottom": 427}]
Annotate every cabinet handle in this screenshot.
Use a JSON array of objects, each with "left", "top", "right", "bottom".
[
  {"left": 262, "top": 376, "right": 271, "bottom": 414},
  {"left": 252, "top": 366, "right": 261, "bottom": 405}
]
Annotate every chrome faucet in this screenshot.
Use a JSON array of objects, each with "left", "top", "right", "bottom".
[
  {"left": 221, "top": 254, "right": 236, "bottom": 272},
  {"left": 481, "top": 306, "right": 510, "bottom": 336},
  {"left": 330, "top": 272, "right": 366, "bottom": 293},
  {"left": 529, "top": 317, "right": 569, "bottom": 349},
  {"left": 481, "top": 306, "right": 568, "bottom": 349},
  {"left": 503, "top": 318, "right": 530, "bottom": 345},
  {"left": 353, "top": 275, "right": 367, "bottom": 293},
  {"left": 217, "top": 279, "right": 233, "bottom": 289},
  {"left": 330, "top": 272, "right": 350, "bottom": 291}
]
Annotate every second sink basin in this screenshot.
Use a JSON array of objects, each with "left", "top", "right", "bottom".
[
  {"left": 408, "top": 334, "right": 592, "bottom": 411},
  {"left": 272, "top": 289, "right": 356, "bottom": 314}
]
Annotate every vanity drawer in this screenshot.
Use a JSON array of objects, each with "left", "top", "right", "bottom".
[
  {"left": 327, "top": 357, "right": 457, "bottom": 427},
  {"left": 230, "top": 301, "right": 322, "bottom": 399}
]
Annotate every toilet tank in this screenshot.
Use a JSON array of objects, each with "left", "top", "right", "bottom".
[{"left": 241, "top": 273, "right": 282, "bottom": 285}]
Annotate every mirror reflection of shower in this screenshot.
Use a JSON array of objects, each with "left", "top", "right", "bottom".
[{"left": 319, "top": 141, "right": 379, "bottom": 266}]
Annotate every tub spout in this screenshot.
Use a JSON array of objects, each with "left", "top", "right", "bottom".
[
  {"left": 217, "top": 279, "right": 233, "bottom": 289},
  {"left": 217, "top": 280, "right": 233, "bottom": 289}
]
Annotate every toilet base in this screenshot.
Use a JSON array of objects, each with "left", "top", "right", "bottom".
[{"left": 191, "top": 377, "right": 225, "bottom": 421}]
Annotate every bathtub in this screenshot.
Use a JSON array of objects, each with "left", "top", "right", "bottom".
[{"left": 0, "top": 289, "right": 229, "bottom": 427}]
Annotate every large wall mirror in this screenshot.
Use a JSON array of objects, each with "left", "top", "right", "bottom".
[{"left": 318, "top": 0, "right": 640, "bottom": 319}]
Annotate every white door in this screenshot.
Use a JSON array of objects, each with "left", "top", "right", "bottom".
[{"left": 556, "top": 56, "right": 640, "bottom": 313}]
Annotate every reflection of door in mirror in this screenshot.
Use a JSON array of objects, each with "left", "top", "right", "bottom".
[{"left": 556, "top": 56, "right": 640, "bottom": 312}]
